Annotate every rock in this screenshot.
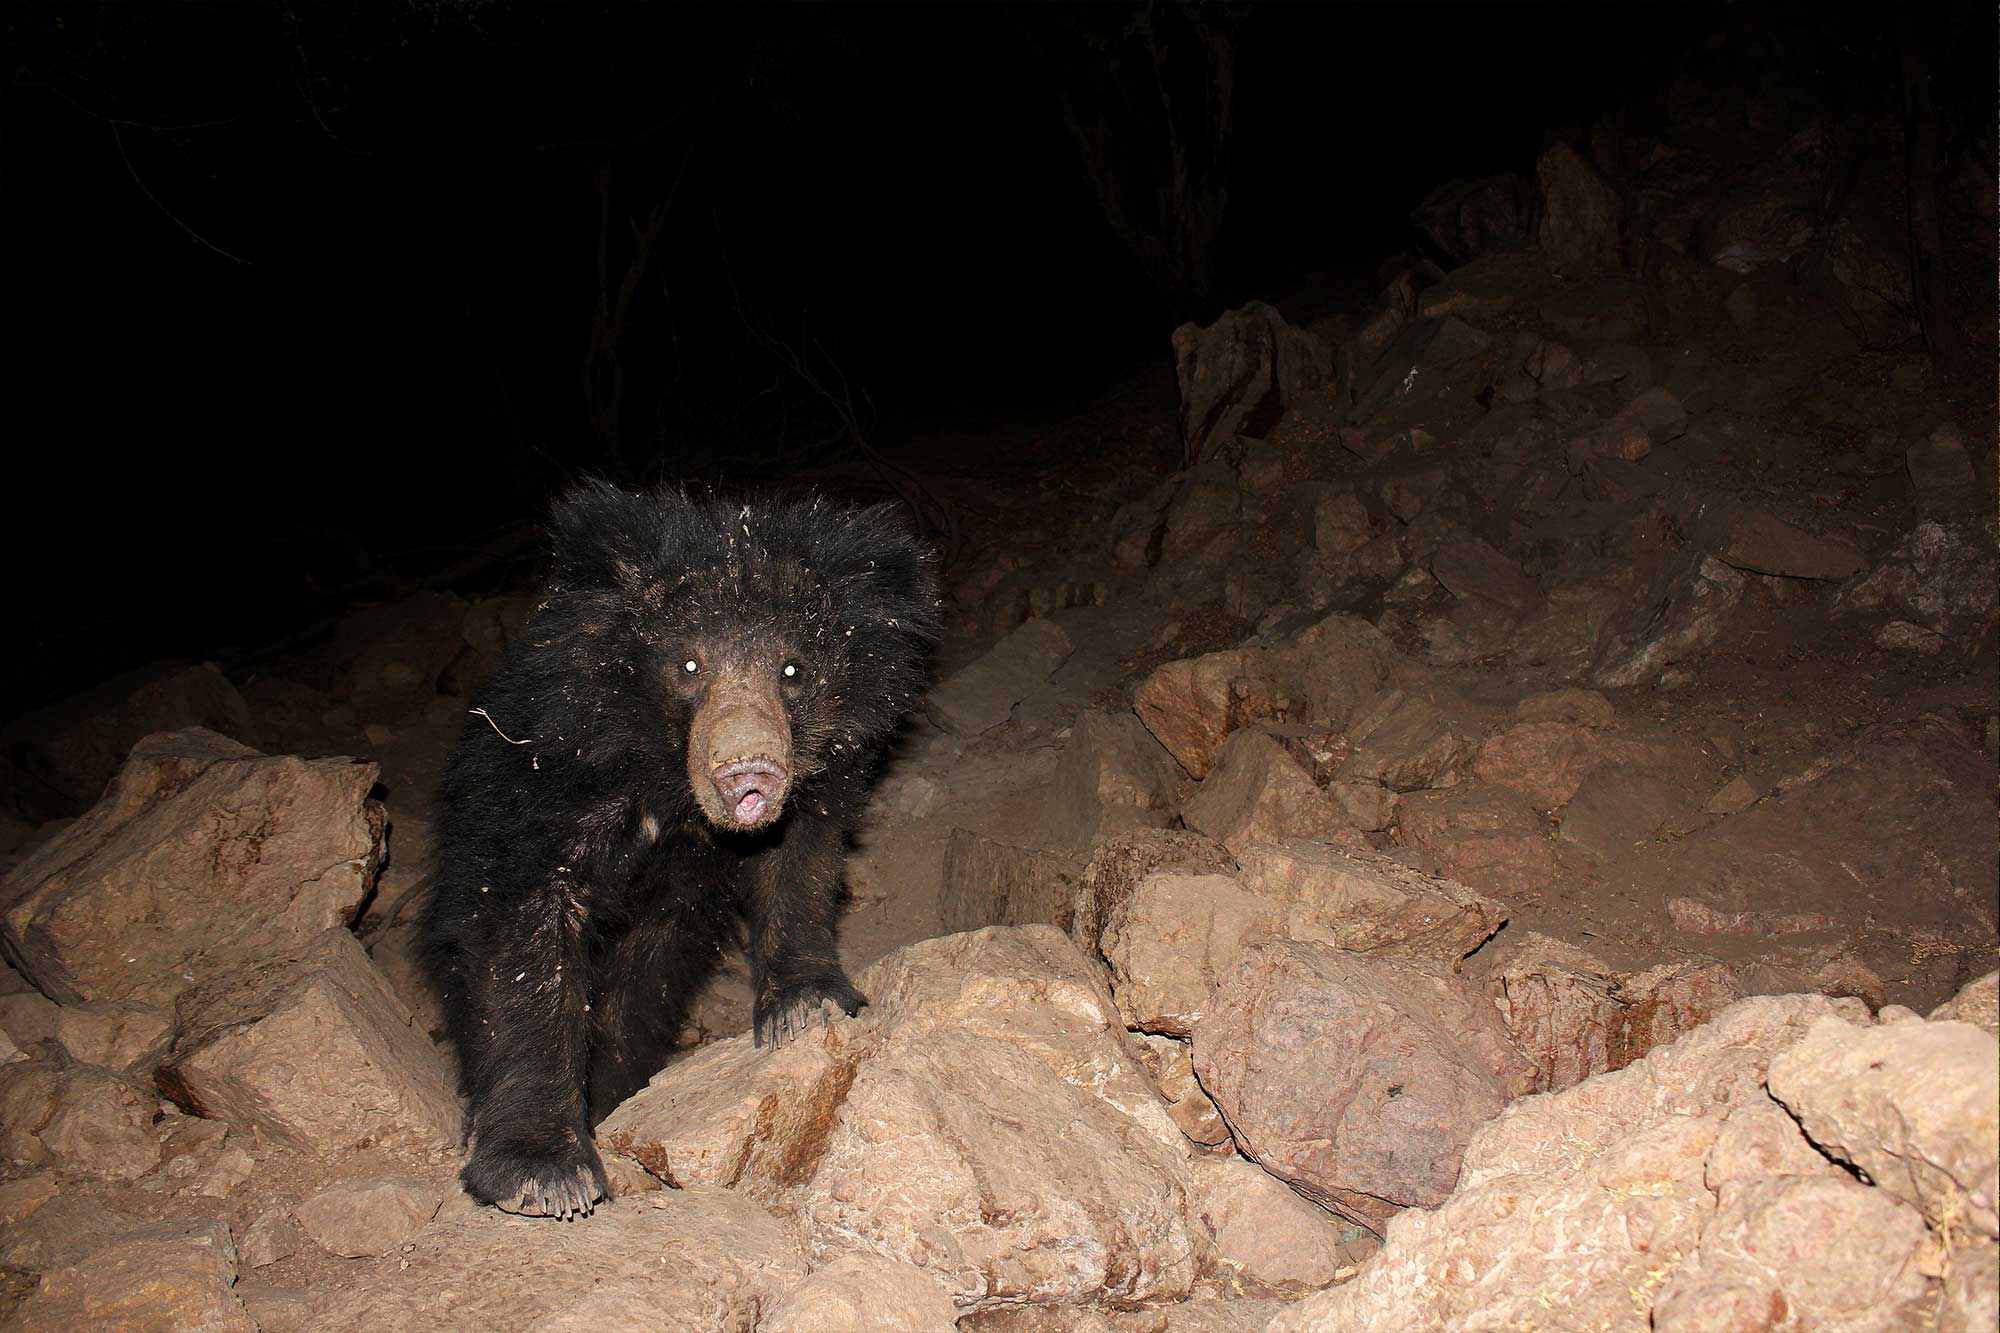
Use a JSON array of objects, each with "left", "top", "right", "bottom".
[
  {"left": 1593, "top": 554, "right": 1746, "bottom": 688},
  {"left": 50, "top": 1001, "right": 173, "bottom": 1071},
  {"left": 1877, "top": 618, "right": 1947, "bottom": 654},
  {"left": 239, "top": 1206, "right": 304, "bottom": 1269},
  {"left": 1376, "top": 468, "right": 1446, "bottom": 523},
  {"left": 1513, "top": 687, "right": 1616, "bottom": 727},
  {"left": 1473, "top": 720, "right": 1660, "bottom": 810},
  {"left": 368, "top": 919, "right": 445, "bottom": 1040},
  {"left": 1717, "top": 508, "right": 1868, "bottom": 580},
  {"left": 1134, "top": 648, "right": 1293, "bottom": 780},
  {"left": 0, "top": 1059, "right": 159, "bottom": 1178},
  {"left": 1182, "top": 731, "right": 1348, "bottom": 856},
  {"left": 0, "top": 1192, "right": 135, "bottom": 1273},
  {"left": 1493, "top": 938, "right": 1740, "bottom": 1092},
  {"left": 926, "top": 618, "right": 1075, "bottom": 736},
  {"left": 1840, "top": 517, "right": 2000, "bottom": 646},
  {"left": 1941, "top": 1244, "right": 2000, "bottom": 1333},
  {"left": 1233, "top": 839, "right": 1505, "bottom": 962},
  {"left": 1161, "top": 466, "right": 1243, "bottom": 563},
  {"left": 0, "top": 730, "right": 384, "bottom": 1009},
  {"left": 1650, "top": 1176, "right": 1932, "bottom": 1331},
  {"left": 1350, "top": 316, "right": 1494, "bottom": 423},
  {"left": 1134, "top": 1035, "right": 1231, "bottom": 1147},
  {"left": 1066, "top": 830, "right": 1237, "bottom": 967},
  {"left": 1280, "top": 613, "right": 1397, "bottom": 732},
  {"left": 1395, "top": 784, "right": 1553, "bottom": 899},
  {"left": 1189, "top": 1155, "right": 1352, "bottom": 1296},
  {"left": 1703, "top": 775, "right": 1761, "bottom": 815},
  {"left": 15, "top": 1218, "right": 253, "bottom": 1332},
  {"left": 1045, "top": 711, "right": 1184, "bottom": 856},
  {"left": 1556, "top": 765, "right": 1685, "bottom": 861},
  {"left": 598, "top": 1021, "right": 869, "bottom": 1199},
  {"left": 1932, "top": 971, "right": 1999, "bottom": 1035},
  {"left": 0, "top": 989, "right": 59, "bottom": 1049},
  {"left": 938, "top": 829, "right": 1083, "bottom": 936},
  {"left": 0, "top": 661, "right": 257, "bottom": 821},
  {"left": 1412, "top": 174, "right": 1538, "bottom": 265},
  {"left": 294, "top": 1175, "right": 444, "bottom": 1258},
  {"left": 760, "top": 1251, "right": 957, "bottom": 1333},
  {"left": 1907, "top": 423, "right": 1978, "bottom": 496},
  {"left": 803, "top": 1030, "right": 1196, "bottom": 1311},
  {"left": 1428, "top": 539, "right": 1540, "bottom": 613},
  {"left": 1269, "top": 994, "right": 1865, "bottom": 1332},
  {"left": 782, "top": 927, "right": 1196, "bottom": 1311},
  {"left": 235, "top": 1282, "right": 312, "bottom": 1333},
  {"left": 1101, "top": 872, "right": 1275, "bottom": 1037},
  {"left": 860, "top": 926, "right": 1182, "bottom": 1151},
  {"left": 1310, "top": 490, "right": 1373, "bottom": 555},
  {"left": 0, "top": 1171, "right": 57, "bottom": 1225},
  {"left": 1171, "top": 301, "right": 1329, "bottom": 466},
  {"left": 1193, "top": 940, "right": 1534, "bottom": 1232},
  {"left": 158, "top": 927, "right": 457, "bottom": 1156},
  {"left": 1535, "top": 141, "right": 1621, "bottom": 272},
  {"left": 314, "top": 1186, "right": 806, "bottom": 1330},
  {"left": 337, "top": 590, "right": 470, "bottom": 722},
  {"left": 1769, "top": 1014, "right": 1999, "bottom": 1237},
  {"left": 1334, "top": 690, "right": 1474, "bottom": 793}
]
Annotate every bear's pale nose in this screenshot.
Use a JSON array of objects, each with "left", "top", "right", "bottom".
[{"left": 712, "top": 757, "right": 789, "bottom": 826}]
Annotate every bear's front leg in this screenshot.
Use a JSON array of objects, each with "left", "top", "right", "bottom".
[
  {"left": 742, "top": 812, "right": 866, "bottom": 1047},
  {"left": 458, "top": 879, "right": 609, "bottom": 1219}
]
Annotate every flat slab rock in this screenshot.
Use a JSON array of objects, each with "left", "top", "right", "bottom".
[
  {"left": 1192, "top": 939, "right": 1534, "bottom": 1232},
  {"left": 926, "top": 618, "right": 1074, "bottom": 736},
  {"left": 1234, "top": 838, "right": 1505, "bottom": 962},
  {"left": 312, "top": 1186, "right": 805, "bottom": 1331},
  {"left": 0, "top": 728, "right": 383, "bottom": 1009}
]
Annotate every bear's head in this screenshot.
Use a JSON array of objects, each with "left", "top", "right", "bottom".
[{"left": 544, "top": 481, "right": 940, "bottom": 833}]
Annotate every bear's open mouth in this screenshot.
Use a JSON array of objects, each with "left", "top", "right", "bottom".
[{"left": 712, "top": 757, "right": 788, "bottom": 828}]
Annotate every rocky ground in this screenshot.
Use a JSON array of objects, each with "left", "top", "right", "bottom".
[{"left": 2, "top": 30, "right": 1997, "bottom": 1333}]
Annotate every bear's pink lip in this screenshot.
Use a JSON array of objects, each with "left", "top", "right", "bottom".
[{"left": 734, "top": 791, "right": 767, "bottom": 823}]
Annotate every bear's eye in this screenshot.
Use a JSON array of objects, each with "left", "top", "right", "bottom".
[
  {"left": 781, "top": 662, "right": 800, "bottom": 680},
  {"left": 682, "top": 659, "right": 700, "bottom": 675}
]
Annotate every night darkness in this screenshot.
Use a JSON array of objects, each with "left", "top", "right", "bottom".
[{"left": 0, "top": 1, "right": 1967, "bottom": 712}]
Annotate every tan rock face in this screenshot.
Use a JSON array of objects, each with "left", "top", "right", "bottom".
[
  {"left": 1233, "top": 838, "right": 1505, "bottom": 962},
  {"left": 1133, "top": 648, "right": 1290, "bottom": 780},
  {"left": 1100, "top": 873, "right": 1276, "bottom": 1037},
  {"left": 0, "top": 729, "right": 384, "bottom": 1009},
  {"left": 1193, "top": 939, "right": 1534, "bottom": 1231},
  {"left": 1769, "top": 1015, "right": 2000, "bottom": 1238},
  {"left": 294, "top": 1175, "right": 444, "bottom": 1259},
  {"left": 598, "top": 1021, "right": 869, "bottom": 1200},
  {"left": 314, "top": 1186, "right": 806, "bottom": 1331},
  {"left": 15, "top": 1218, "right": 254, "bottom": 1333},
  {"left": 1181, "top": 731, "right": 1347, "bottom": 855},
  {"left": 1066, "top": 829, "right": 1237, "bottom": 965},
  {"left": 1188, "top": 1155, "right": 1356, "bottom": 1296},
  {"left": 1267, "top": 995, "right": 1928, "bottom": 1333},
  {"left": 801, "top": 1030, "right": 1197, "bottom": 1311},
  {"left": 159, "top": 927, "right": 457, "bottom": 1156},
  {"left": 759, "top": 1251, "right": 957, "bottom": 1333}
]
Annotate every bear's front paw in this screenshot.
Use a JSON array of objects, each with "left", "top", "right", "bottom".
[
  {"left": 755, "top": 973, "right": 866, "bottom": 1049},
  {"left": 462, "top": 1133, "right": 609, "bottom": 1220}
]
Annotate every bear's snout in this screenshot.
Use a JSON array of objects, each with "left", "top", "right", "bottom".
[
  {"left": 688, "top": 675, "right": 795, "bottom": 831},
  {"left": 711, "top": 757, "right": 790, "bottom": 828}
]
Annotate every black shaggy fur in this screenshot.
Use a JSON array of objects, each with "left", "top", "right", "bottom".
[{"left": 421, "top": 481, "right": 939, "bottom": 1217}]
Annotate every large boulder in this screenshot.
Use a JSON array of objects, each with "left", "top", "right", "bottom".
[{"left": 0, "top": 730, "right": 383, "bottom": 1009}]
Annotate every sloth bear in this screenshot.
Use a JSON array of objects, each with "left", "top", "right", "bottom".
[{"left": 422, "top": 481, "right": 939, "bottom": 1218}]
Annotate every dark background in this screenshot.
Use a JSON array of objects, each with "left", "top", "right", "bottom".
[{"left": 2, "top": 2, "right": 1983, "bottom": 711}]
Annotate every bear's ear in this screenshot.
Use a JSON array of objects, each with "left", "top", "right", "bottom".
[
  {"left": 547, "top": 479, "right": 667, "bottom": 588},
  {"left": 826, "top": 502, "right": 944, "bottom": 645}
]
